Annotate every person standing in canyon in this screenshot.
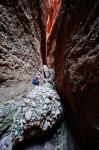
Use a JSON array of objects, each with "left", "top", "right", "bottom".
[{"left": 32, "top": 75, "right": 39, "bottom": 86}]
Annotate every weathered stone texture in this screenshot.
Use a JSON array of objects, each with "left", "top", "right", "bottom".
[
  {"left": 0, "top": 0, "right": 45, "bottom": 102},
  {"left": 47, "top": 0, "right": 99, "bottom": 148}
]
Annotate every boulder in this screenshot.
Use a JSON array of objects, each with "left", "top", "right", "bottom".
[
  {"left": 12, "top": 84, "right": 63, "bottom": 144},
  {"left": 43, "top": 65, "right": 50, "bottom": 78}
]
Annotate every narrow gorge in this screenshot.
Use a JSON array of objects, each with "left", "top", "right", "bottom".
[{"left": 0, "top": 0, "right": 99, "bottom": 150}]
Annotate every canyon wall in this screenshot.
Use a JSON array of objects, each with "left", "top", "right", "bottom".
[
  {"left": 46, "top": 0, "right": 62, "bottom": 67},
  {"left": 47, "top": 0, "right": 99, "bottom": 148},
  {"left": 0, "top": 0, "right": 46, "bottom": 102},
  {"left": 0, "top": 0, "right": 99, "bottom": 148}
]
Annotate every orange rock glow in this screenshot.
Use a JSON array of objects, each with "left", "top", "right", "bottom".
[{"left": 46, "top": 0, "right": 62, "bottom": 42}]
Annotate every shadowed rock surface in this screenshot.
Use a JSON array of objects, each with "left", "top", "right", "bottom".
[
  {"left": 0, "top": 121, "right": 75, "bottom": 150},
  {"left": 46, "top": 0, "right": 99, "bottom": 149}
]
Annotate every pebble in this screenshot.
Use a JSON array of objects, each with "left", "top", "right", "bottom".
[
  {"left": 45, "top": 98, "right": 50, "bottom": 104},
  {"left": 32, "top": 101, "right": 36, "bottom": 107},
  {"left": 23, "top": 98, "right": 30, "bottom": 104},
  {"left": 18, "top": 136, "right": 23, "bottom": 142},
  {"left": 28, "top": 92, "right": 36, "bottom": 99},
  {"left": 55, "top": 110, "right": 60, "bottom": 115},
  {"left": 25, "top": 110, "right": 32, "bottom": 121},
  {"left": 57, "top": 102, "right": 61, "bottom": 107},
  {"left": 20, "top": 119, "right": 26, "bottom": 124},
  {"left": 15, "top": 130, "right": 18, "bottom": 136},
  {"left": 22, "top": 103, "right": 25, "bottom": 107},
  {"left": 52, "top": 111, "right": 55, "bottom": 115},
  {"left": 12, "top": 83, "right": 63, "bottom": 143},
  {"left": 43, "top": 105, "right": 47, "bottom": 110},
  {"left": 3, "top": 145, "right": 6, "bottom": 150},
  {"left": 43, "top": 121, "right": 50, "bottom": 131},
  {"left": 0, "top": 134, "right": 12, "bottom": 149},
  {"left": 43, "top": 95, "right": 47, "bottom": 99}
]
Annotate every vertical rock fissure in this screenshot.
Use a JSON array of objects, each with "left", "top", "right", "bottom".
[
  {"left": 45, "top": 0, "right": 62, "bottom": 67},
  {"left": 45, "top": 0, "right": 99, "bottom": 149}
]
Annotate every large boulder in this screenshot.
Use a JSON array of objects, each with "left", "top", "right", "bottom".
[
  {"left": 0, "top": 83, "right": 63, "bottom": 146},
  {"left": 11, "top": 83, "right": 63, "bottom": 144}
]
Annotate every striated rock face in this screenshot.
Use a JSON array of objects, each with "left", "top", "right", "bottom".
[
  {"left": 46, "top": 0, "right": 62, "bottom": 67},
  {"left": 46, "top": 0, "right": 62, "bottom": 41},
  {"left": 0, "top": 0, "right": 46, "bottom": 102},
  {"left": 46, "top": 0, "right": 99, "bottom": 148}
]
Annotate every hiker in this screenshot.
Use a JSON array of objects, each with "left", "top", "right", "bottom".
[{"left": 32, "top": 76, "right": 39, "bottom": 86}]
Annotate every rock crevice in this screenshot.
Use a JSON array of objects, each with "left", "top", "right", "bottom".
[{"left": 46, "top": 0, "right": 99, "bottom": 148}]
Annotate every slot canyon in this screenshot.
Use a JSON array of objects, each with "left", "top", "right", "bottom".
[{"left": 0, "top": 0, "right": 99, "bottom": 150}]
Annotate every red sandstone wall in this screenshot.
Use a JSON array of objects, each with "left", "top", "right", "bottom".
[
  {"left": 45, "top": 0, "right": 62, "bottom": 67},
  {"left": 46, "top": 0, "right": 99, "bottom": 148},
  {"left": 46, "top": 0, "right": 61, "bottom": 41}
]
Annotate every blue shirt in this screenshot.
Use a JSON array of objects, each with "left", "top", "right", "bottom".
[{"left": 32, "top": 79, "right": 39, "bottom": 85}]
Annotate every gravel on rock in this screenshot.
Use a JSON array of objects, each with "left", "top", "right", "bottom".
[{"left": 11, "top": 83, "right": 63, "bottom": 144}]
